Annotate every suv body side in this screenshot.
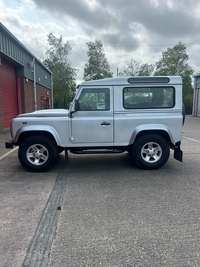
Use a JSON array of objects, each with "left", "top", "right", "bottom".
[
  {"left": 5, "top": 76, "right": 183, "bottom": 171},
  {"left": 70, "top": 77, "right": 182, "bottom": 147}
]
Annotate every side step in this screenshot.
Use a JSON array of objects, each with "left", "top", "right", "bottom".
[{"left": 70, "top": 148, "right": 125, "bottom": 154}]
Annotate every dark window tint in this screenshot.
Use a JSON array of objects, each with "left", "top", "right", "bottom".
[
  {"left": 123, "top": 87, "right": 175, "bottom": 109},
  {"left": 78, "top": 88, "right": 110, "bottom": 111}
]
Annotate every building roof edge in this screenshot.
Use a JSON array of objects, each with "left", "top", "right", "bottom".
[{"left": 0, "top": 22, "right": 52, "bottom": 75}]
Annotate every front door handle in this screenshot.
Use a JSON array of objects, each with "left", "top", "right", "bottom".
[{"left": 101, "top": 122, "right": 110, "bottom": 126}]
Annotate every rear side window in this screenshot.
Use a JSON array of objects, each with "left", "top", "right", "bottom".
[{"left": 123, "top": 87, "right": 175, "bottom": 109}]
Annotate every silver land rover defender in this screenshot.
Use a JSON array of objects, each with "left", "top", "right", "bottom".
[{"left": 6, "top": 76, "right": 184, "bottom": 172}]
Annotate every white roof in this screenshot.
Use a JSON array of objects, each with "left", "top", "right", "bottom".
[{"left": 80, "top": 76, "right": 182, "bottom": 86}]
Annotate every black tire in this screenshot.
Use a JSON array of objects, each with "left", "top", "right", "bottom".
[
  {"left": 18, "top": 136, "right": 58, "bottom": 172},
  {"left": 131, "top": 134, "right": 170, "bottom": 170},
  {"left": 58, "top": 147, "right": 64, "bottom": 154}
]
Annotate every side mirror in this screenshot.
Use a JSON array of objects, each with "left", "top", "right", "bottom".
[
  {"left": 70, "top": 99, "right": 78, "bottom": 117},
  {"left": 74, "top": 99, "right": 78, "bottom": 111}
]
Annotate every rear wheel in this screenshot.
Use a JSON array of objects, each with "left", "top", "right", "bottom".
[
  {"left": 131, "top": 134, "right": 170, "bottom": 169},
  {"left": 18, "top": 136, "right": 58, "bottom": 172}
]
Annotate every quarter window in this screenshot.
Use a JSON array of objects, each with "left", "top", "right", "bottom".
[{"left": 123, "top": 87, "right": 175, "bottom": 109}]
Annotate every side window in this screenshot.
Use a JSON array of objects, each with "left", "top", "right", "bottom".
[
  {"left": 123, "top": 87, "right": 175, "bottom": 109},
  {"left": 150, "top": 87, "right": 174, "bottom": 107},
  {"left": 77, "top": 88, "right": 110, "bottom": 111}
]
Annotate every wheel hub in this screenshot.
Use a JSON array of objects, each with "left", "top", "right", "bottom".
[
  {"left": 147, "top": 148, "right": 156, "bottom": 157},
  {"left": 27, "top": 144, "right": 49, "bottom": 166},
  {"left": 141, "top": 142, "right": 162, "bottom": 163},
  {"left": 33, "top": 150, "right": 41, "bottom": 158}
]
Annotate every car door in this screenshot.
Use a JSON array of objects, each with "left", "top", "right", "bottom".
[{"left": 71, "top": 86, "right": 113, "bottom": 143}]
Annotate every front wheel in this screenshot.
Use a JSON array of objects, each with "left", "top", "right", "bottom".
[
  {"left": 18, "top": 136, "right": 58, "bottom": 172},
  {"left": 131, "top": 134, "right": 170, "bottom": 170}
]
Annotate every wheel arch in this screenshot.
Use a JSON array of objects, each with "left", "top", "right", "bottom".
[
  {"left": 129, "top": 125, "right": 174, "bottom": 145},
  {"left": 14, "top": 126, "right": 61, "bottom": 146}
]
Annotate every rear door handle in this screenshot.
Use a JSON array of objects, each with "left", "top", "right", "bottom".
[{"left": 101, "top": 122, "right": 110, "bottom": 126}]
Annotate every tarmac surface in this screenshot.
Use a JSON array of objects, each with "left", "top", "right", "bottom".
[
  {"left": 1, "top": 116, "right": 200, "bottom": 267},
  {"left": 0, "top": 130, "right": 64, "bottom": 267}
]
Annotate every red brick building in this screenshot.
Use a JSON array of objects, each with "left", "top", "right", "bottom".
[{"left": 0, "top": 23, "right": 52, "bottom": 132}]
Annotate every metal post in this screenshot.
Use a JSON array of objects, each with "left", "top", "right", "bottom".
[
  {"left": 51, "top": 74, "right": 53, "bottom": 109},
  {"left": 33, "top": 58, "right": 37, "bottom": 111},
  {"left": 192, "top": 85, "right": 195, "bottom": 116},
  {"left": 192, "top": 76, "right": 196, "bottom": 116},
  {"left": 193, "top": 75, "right": 200, "bottom": 116},
  {"left": 196, "top": 88, "right": 199, "bottom": 116}
]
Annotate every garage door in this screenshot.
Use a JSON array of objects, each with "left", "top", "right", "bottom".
[{"left": 1, "top": 58, "right": 18, "bottom": 128}]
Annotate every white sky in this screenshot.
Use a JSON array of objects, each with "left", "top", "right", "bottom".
[{"left": 1, "top": 0, "right": 200, "bottom": 84}]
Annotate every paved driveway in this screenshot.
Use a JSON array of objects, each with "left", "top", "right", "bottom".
[{"left": 0, "top": 116, "right": 200, "bottom": 267}]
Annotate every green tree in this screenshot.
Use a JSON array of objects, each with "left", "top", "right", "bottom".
[
  {"left": 84, "top": 40, "right": 112, "bottom": 81},
  {"left": 119, "top": 60, "right": 154, "bottom": 76},
  {"left": 138, "top": 63, "right": 154, "bottom": 76},
  {"left": 43, "top": 33, "right": 77, "bottom": 108},
  {"left": 154, "top": 42, "right": 194, "bottom": 114}
]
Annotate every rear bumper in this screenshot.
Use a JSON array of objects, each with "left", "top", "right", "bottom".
[{"left": 5, "top": 141, "right": 14, "bottom": 149}]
